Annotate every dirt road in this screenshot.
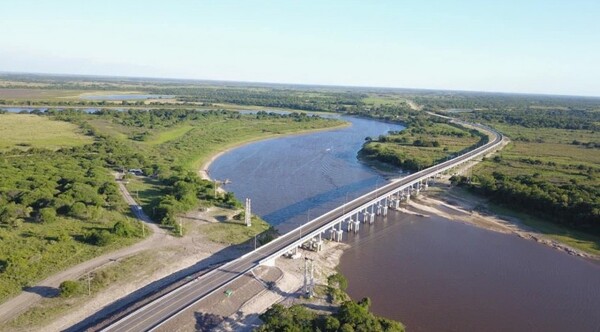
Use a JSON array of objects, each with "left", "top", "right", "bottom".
[{"left": 0, "top": 175, "right": 170, "bottom": 324}]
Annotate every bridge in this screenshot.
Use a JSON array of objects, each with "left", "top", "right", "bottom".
[{"left": 101, "top": 120, "right": 504, "bottom": 331}]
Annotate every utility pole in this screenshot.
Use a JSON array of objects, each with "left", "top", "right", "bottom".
[{"left": 87, "top": 271, "right": 91, "bottom": 296}]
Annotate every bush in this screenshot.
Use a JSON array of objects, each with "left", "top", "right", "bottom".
[
  {"left": 37, "top": 207, "right": 57, "bottom": 223},
  {"left": 85, "top": 230, "right": 113, "bottom": 246},
  {"left": 69, "top": 202, "right": 88, "bottom": 220},
  {"left": 59, "top": 280, "right": 81, "bottom": 297},
  {"left": 112, "top": 220, "right": 137, "bottom": 237}
]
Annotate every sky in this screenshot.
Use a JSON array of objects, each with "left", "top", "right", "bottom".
[{"left": 1, "top": 0, "right": 599, "bottom": 96}]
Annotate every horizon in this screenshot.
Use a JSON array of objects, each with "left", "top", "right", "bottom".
[
  {"left": 3, "top": 70, "right": 600, "bottom": 99},
  {"left": 2, "top": 0, "right": 599, "bottom": 97}
]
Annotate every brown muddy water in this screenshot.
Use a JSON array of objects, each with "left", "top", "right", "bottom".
[
  {"left": 339, "top": 210, "right": 600, "bottom": 332},
  {"left": 210, "top": 115, "right": 600, "bottom": 331}
]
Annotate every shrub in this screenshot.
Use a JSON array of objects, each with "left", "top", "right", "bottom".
[
  {"left": 37, "top": 207, "right": 57, "bottom": 223},
  {"left": 59, "top": 280, "right": 81, "bottom": 297}
]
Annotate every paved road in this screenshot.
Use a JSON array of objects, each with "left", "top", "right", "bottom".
[{"left": 101, "top": 122, "right": 503, "bottom": 332}]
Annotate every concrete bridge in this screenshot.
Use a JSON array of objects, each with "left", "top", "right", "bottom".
[{"left": 101, "top": 121, "right": 504, "bottom": 332}]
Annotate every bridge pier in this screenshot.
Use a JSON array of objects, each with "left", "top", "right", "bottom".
[
  {"left": 353, "top": 219, "right": 360, "bottom": 233},
  {"left": 347, "top": 218, "right": 354, "bottom": 232},
  {"left": 361, "top": 210, "right": 368, "bottom": 223},
  {"left": 336, "top": 229, "right": 343, "bottom": 242}
]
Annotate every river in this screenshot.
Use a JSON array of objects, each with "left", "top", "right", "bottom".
[{"left": 209, "top": 115, "right": 600, "bottom": 331}]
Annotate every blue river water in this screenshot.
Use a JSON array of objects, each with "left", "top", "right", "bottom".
[{"left": 210, "top": 116, "right": 404, "bottom": 232}]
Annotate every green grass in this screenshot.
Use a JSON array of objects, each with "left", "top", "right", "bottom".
[
  {"left": 124, "top": 176, "right": 166, "bottom": 216},
  {"left": 0, "top": 114, "right": 93, "bottom": 150},
  {"left": 362, "top": 95, "right": 412, "bottom": 107},
  {"left": 145, "top": 125, "right": 194, "bottom": 145},
  {"left": 202, "top": 216, "right": 271, "bottom": 245},
  {"left": 475, "top": 123, "right": 600, "bottom": 187}
]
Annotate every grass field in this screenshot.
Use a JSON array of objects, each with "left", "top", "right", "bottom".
[
  {"left": 0, "top": 114, "right": 93, "bottom": 150},
  {"left": 0, "top": 88, "right": 87, "bottom": 101},
  {"left": 363, "top": 95, "right": 417, "bottom": 107},
  {"left": 202, "top": 216, "right": 271, "bottom": 245},
  {"left": 475, "top": 123, "right": 600, "bottom": 187},
  {"left": 145, "top": 125, "right": 194, "bottom": 145},
  {"left": 123, "top": 176, "right": 166, "bottom": 217}
]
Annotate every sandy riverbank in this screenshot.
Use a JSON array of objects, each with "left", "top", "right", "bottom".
[{"left": 405, "top": 186, "right": 597, "bottom": 260}]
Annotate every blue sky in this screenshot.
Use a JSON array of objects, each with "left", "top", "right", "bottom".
[{"left": 1, "top": 0, "right": 599, "bottom": 96}]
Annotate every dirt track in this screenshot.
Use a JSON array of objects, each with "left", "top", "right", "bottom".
[{"left": 0, "top": 176, "right": 171, "bottom": 324}]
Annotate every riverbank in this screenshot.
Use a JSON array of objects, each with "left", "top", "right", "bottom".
[
  {"left": 198, "top": 120, "right": 350, "bottom": 181},
  {"left": 406, "top": 185, "right": 598, "bottom": 260}
]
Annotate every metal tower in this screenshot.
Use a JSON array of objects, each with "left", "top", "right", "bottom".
[{"left": 303, "top": 257, "right": 314, "bottom": 298}]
